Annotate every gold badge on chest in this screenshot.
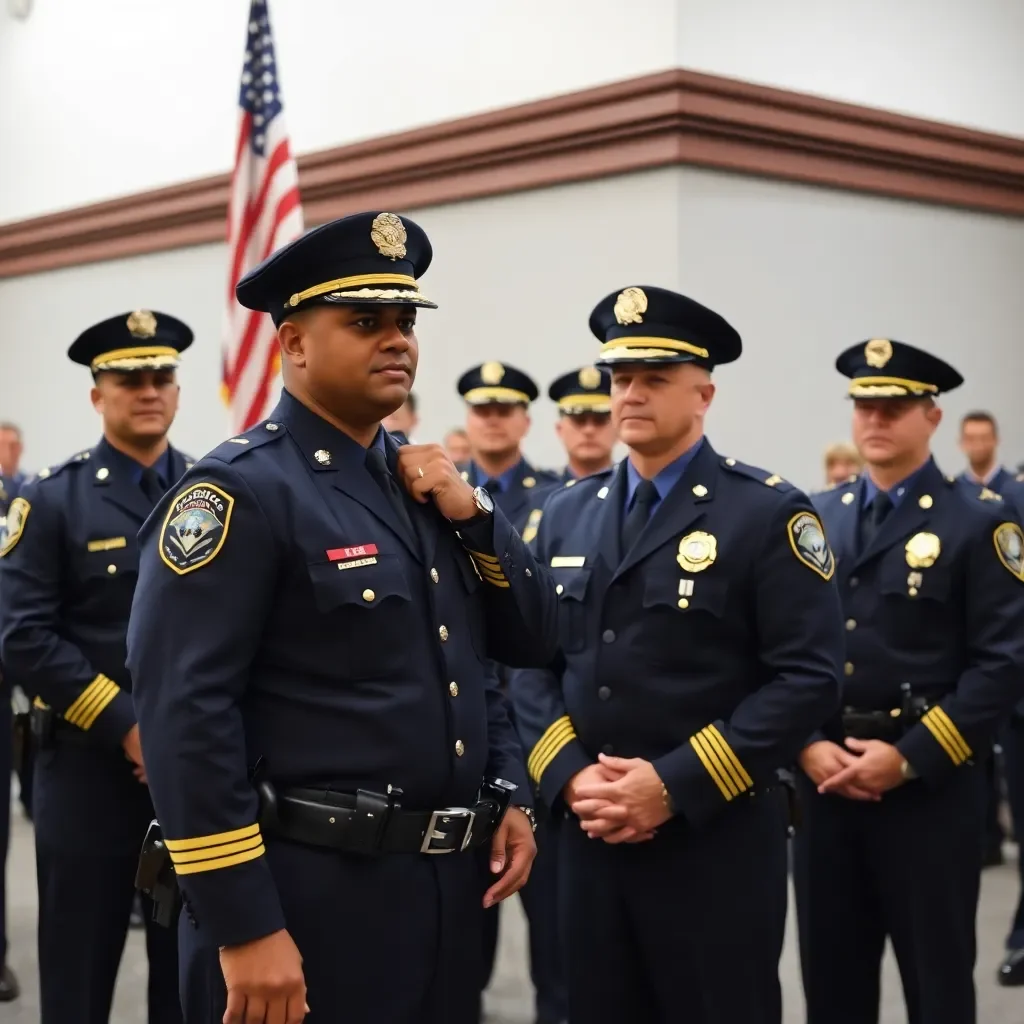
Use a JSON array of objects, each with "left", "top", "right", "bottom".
[
  {"left": 905, "top": 532, "right": 941, "bottom": 569},
  {"left": 677, "top": 531, "right": 717, "bottom": 573}
]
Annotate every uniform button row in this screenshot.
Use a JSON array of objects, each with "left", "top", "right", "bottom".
[
  {"left": 455, "top": 740, "right": 465, "bottom": 757},
  {"left": 449, "top": 681, "right": 459, "bottom": 697},
  {"left": 845, "top": 619, "right": 856, "bottom": 631}
]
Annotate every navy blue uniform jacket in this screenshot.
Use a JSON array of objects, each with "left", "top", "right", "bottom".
[
  {"left": 509, "top": 440, "right": 844, "bottom": 827},
  {"left": 0, "top": 438, "right": 191, "bottom": 852},
  {"left": 813, "top": 460, "right": 1024, "bottom": 782},
  {"left": 126, "top": 392, "right": 560, "bottom": 948}
]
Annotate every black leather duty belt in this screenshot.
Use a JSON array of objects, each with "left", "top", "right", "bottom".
[{"left": 258, "top": 784, "right": 506, "bottom": 857}]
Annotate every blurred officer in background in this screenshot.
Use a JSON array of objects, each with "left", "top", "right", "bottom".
[
  {"left": 456, "top": 362, "right": 558, "bottom": 535},
  {"left": 382, "top": 389, "right": 418, "bottom": 443},
  {"left": 547, "top": 366, "right": 616, "bottom": 485},
  {"left": 510, "top": 285, "right": 844, "bottom": 1024},
  {"left": 823, "top": 440, "right": 863, "bottom": 489},
  {"left": 0, "top": 312, "right": 192, "bottom": 1024},
  {"left": 126, "top": 212, "right": 559, "bottom": 1024},
  {"left": 795, "top": 340, "right": 1024, "bottom": 1024},
  {"left": 444, "top": 427, "right": 471, "bottom": 465}
]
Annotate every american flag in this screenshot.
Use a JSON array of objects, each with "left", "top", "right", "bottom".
[{"left": 220, "top": 0, "right": 304, "bottom": 432}]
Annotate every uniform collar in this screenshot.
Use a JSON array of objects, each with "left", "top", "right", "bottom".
[
  {"left": 272, "top": 388, "right": 385, "bottom": 473},
  {"left": 958, "top": 464, "right": 1007, "bottom": 487},
  {"left": 862, "top": 458, "right": 933, "bottom": 510},
  {"left": 625, "top": 436, "right": 704, "bottom": 510},
  {"left": 470, "top": 456, "right": 525, "bottom": 492},
  {"left": 96, "top": 436, "right": 172, "bottom": 487}
]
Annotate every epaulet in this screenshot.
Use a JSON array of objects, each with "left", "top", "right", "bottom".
[
  {"left": 720, "top": 456, "right": 795, "bottom": 492},
  {"left": 209, "top": 420, "right": 287, "bottom": 464},
  {"left": 548, "top": 466, "right": 614, "bottom": 505},
  {"left": 521, "top": 467, "right": 560, "bottom": 490},
  {"left": 30, "top": 448, "right": 92, "bottom": 483}
]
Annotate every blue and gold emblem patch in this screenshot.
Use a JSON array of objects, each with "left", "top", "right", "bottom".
[
  {"left": 787, "top": 511, "right": 835, "bottom": 580},
  {"left": 159, "top": 482, "right": 234, "bottom": 575},
  {"left": 994, "top": 521, "right": 1024, "bottom": 580},
  {"left": 0, "top": 497, "right": 30, "bottom": 558}
]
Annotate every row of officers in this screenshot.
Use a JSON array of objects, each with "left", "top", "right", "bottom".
[{"left": 0, "top": 210, "right": 1023, "bottom": 1024}]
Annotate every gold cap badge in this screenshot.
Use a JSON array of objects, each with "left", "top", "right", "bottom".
[
  {"left": 480, "top": 361, "right": 505, "bottom": 385},
  {"left": 864, "top": 338, "right": 893, "bottom": 369},
  {"left": 126, "top": 310, "right": 157, "bottom": 339},
  {"left": 613, "top": 287, "right": 647, "bottom": 326},
  {"left": 578, "top": 366, "right": 602, "bottom": 390},
  {"left": 370, "top": 212, "right": 408, "bottom": 260}
]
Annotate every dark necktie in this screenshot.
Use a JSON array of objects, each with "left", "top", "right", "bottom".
[
  {"left": 484, "top": 478, "right": 502, "bottom": 494},
  {"left": 621, "top": 479, "right": 659, "bottom": 556},
  {"left": 139, "top": 468, "right": 165, "bottom": 506},
  {"left": 859, "top": 491, "right": 893, "bottom": 552},
  {"left": 365, "top": 447, "right": 418, "bottom": 549}
]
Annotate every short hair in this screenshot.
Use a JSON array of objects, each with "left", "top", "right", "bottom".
[
  {"left": 960, "top": 410, "right": 997, "bottom": 434},
  {"left": 824, "top": 441, "right": 862, "bottom": 469},
  {"left": 405, "top": 391, "right": 417, "bottom": 415},
  {"left": 0, "top": 422, "right": 21, "bottom": 439}
]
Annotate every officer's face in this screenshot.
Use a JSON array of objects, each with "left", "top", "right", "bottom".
[
  {"left": 555, "top": 412, "right": 616, "bottom": 465},
  {"left": 611, "top": 363, "right": 713, "bottom": 453},
  {"left": 466, "top": 404, "right": 530, "bottom": 456},
  {"left": 444, "top": 431, "right": 471, "bottom": 463},
  {"left": 279, "top": 304, "right": 418, "bottom": 425},
  {"left": 91, "top": 370, "right": 179, "bottom": 443},
  {"left": 959, "top": 418, "right": 997, "bottom": 468},
  {"left": 0, "top": 428, "right": 22, "bottom": 475},
  {"left": 852, "top": 398, "right": 941, "bottom": 465}
]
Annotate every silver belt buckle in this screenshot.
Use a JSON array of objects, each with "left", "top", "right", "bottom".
[{"left": 420, "top": 807, "right": 476, "bottom": 854}]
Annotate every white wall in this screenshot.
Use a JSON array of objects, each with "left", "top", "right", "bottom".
[
  {"left": 2, "top": 166, "right": 1022, "bottom": 492},
  {"left": 677, "top": 0, "right": 1024, "bottom": 138},
  {"left": 0, "top": 0, "right": 677, "bottom": 223}
]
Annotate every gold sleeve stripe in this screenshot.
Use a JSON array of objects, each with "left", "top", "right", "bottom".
[
  {"left": 475, "top": 562, "right": 506, "bottom": 581},
  {"left": 173, "top": 843, "right": 266, "bottom": 876},
  {"left": 169, "top": 834, "right": 263, "bottom": 865},
  {"left": 704, "top": 724, "right": 754, "bottom": 789},
  {"left": 922, "top": 707, "right": 971, "bottom": 764},
  {"left": 527, "top": 719, "right": 576, "bottom": 781},
  {"left": 689, "top": 733, "right": 735, "bottom": 800},
  {"left": 64, "top": 674, "right": 120, "bottom": 730},
  {"left": 527, "top": 716, "right": 577, "bottom": 782},
  {"left": 165, "top": 822, "right": 260, "bottom": 853},
  {"left": 465, "top": 549, "right": 510, "bottom": 587},
  {"left": 465, "top": 548, "right": 499, "bottom": 565}
]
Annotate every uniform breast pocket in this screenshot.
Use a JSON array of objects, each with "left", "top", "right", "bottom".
[
  {"left": 878, "top": 557, "right": 954, "bottom": 648},
  {"left": 80, "top": 546, "right": 139, "bottom": 585},
  {"left": 642, "top": 572, "right": 730, "bottom": 621},
  {"left": 553, "top": 568, "right": 591, "bottom": 653},
  {"left": 307, "top": 555, "right": 412, "bottom": 615}
]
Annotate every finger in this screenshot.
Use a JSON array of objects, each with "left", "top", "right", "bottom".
[
  {"left": 266, "top": 992, "right": 288, "bottom": 1024},
  {"left": 570, "top": 799, "right": 626, "bottom": 819},
  {"left": 601, "top": 825, "right": 642, "bottom": 845},
  {"left": 484, "top": 846, "right": 534, "bottom": 905},
  {"left": 572, "top": 782, "right": 623, "bottom": 801},
  {"left": 285, "top": 991, "right": 309, "bottom": 1024},
  {"left": 597, "top": 753, "right": 643, "bottom": 770},
  {"left": 833, "top": 749, "right": 860, "bottom": 767},
  {"left": 818, "top": 766, "right": 858, "bottom": 793},
  {"left": 625, "top": 831, "right": 657, "bottom": 843},
  {"left": 489, "top": 823, "right": 508, "bottom": 875},
  {"left": 580, "top": 817, "right": 629, "bottom": 838},
  {"left": 223, "top": 990, "right": 247, "bottom": 1024},
  {"left": 842, "top": 785, "right": 882, "bottom": 801},
  {"left": 243, "top": 994, "right": 267, "bottom": 1024},
  {"left": 843, "top": 737, "right": 868, "bottom": 753}
]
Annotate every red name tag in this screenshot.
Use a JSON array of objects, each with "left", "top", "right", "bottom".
[{"left": 327, "top": 544, "right": 379, "bottom": 561}]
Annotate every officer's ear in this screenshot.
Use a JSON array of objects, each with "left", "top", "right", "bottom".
[
  {"left": 924, "top": 399, "right": 942, "bottom": 432},
  {"left": 277, "top": 317, "right": 308, "bottom": 369}
]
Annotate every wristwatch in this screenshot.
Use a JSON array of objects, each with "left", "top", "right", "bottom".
[
  {"left": 899, "top": 758, "right": 917, "bottom": 780},
  {"left": 513, "top": 806, "right": 537, "bottom": 833},
  {"left": 450, "top": 485, "right": 494, "bottom": 526}
]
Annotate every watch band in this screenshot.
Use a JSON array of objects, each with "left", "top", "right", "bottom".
[{"left": 514, "top": 805, "right": 537, "bottom": 833}]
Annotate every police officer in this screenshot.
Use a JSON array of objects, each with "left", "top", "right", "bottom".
[
  {"left": 0, "top": 311, "right": 192, "bottom": 1024},
  {"left": 456, "top": 362, "right": 559, "bottom": 535},
  {"left": 454, "top": 360, "right": 559, "bottom": 1016},
  {"left": 509, "top": 285, "right": 844, "bottom": 1024},
  {"left": 794, "top": 339, "right": 1024, "bottom": 1024},
  {"left": 546, "top": 366, "right": 616, "bottom": 486},
  {"left": 0, "top": 424, "right": 22, "bottom": 1002},
  {"left": 125, "top": 212, "right": 560, "bottom": 1024}
]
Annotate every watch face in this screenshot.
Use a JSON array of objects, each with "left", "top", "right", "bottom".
[{"left": 474, "top": 486, "right": 495, "bottom": 513}]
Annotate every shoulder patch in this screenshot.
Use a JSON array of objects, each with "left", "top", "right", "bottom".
[
  {"left": 522, "top": 507, "right": 543, "bottom": 544},
  {"left": 210, "top": 423, "right": 286, "bottom": 464},
  {"left": 993, "top": 522, "right": 1024, "bottom": 580},
  {"left": 787, "top": 510, "right": 835, "bottom": 580},
  {"left": 0, "top": 497, "right": 30, "bottom": 557},
  {"left": 159, "top": 483, "right": 235, "bottom": 575},
  {"left": 722, "top": 458, "right": 795, "bottom": 493}
]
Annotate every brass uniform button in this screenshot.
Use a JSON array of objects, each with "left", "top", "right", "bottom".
[
  {"left": 455, "top": 740, "right": 465, "bottom": 757},
  {"left": 845, "top": 619, "right": 856, "bottom": 631},
  {"left": 449, "top": 682, "right": 459, "bottom": 697},
  {"left": 439, "top": 625, "right": 449, "bottom": 642},
  {"left": 430, "top": 568, "right": 439, "bottom": 583},
  {"left": 678, "top": 598, "right": 689, "bottom": 609},
  {"left": 362, "top": 589, "right": 375, "bottom": 602},
  {"left": 845, "top": 662, "right": 854, "bottom": 676},
  {"left": 107, "top": 565, "right": 117, "bottom": 575}
]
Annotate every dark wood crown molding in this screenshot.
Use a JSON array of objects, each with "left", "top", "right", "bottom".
[{"left": 2, "top": 68, "right": 1022, "bottom": 279}]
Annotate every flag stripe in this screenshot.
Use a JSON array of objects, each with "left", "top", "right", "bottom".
[{"left": 221, "top": 0, "right": 304, "bottom": 433}]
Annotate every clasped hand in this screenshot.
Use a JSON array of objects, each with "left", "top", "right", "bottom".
[
  {"left": 565, "top": 754, "right": 672, "bottom": 845},
  {"left": 800, "top": 738, "right": 907, "bottom": 801}
]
